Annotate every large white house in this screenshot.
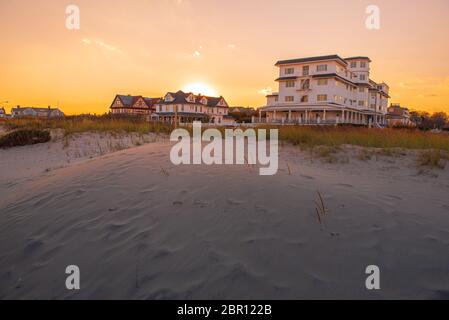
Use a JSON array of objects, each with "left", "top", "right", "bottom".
[
  {"left": 258, "top": 55, "right": 390, "bottom": 126},
  {"left": 154, "top": 90, "right": 235, "bottom": 125}
]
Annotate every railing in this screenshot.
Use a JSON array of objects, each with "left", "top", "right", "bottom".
[{"left": 253, "top": 118, "right": 370, "bottom": 126}]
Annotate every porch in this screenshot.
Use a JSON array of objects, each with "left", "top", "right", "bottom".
[{"left": 255, "top": 108, "right": 386, "bottom": 126}]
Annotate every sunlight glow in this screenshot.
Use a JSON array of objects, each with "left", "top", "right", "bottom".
[{"left": 183, "top": 82, "right": 219, "bottom": 97}]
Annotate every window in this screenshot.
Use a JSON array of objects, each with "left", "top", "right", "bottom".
[
  {"left": 359, "top": 74, "right": 366, "bottom": 81},
  {"left": 359, "top": 87, "right": 365, "bottom": 93},
  {"left": 302, "top": 66, "right": 309, "bottom": 76},
  {"left": 316, "top": 64, "right": 327, "bottom": 72},
  {"left": 358, "top": 100, "right": 365, "bottom": 107},
  {"left": 360, "top": 61, "right": 367, "bottom": 68},
  {"left": 317, "top": 79, "right": 328, "bottom": 86},
  {"left": 350, "top": 61, "right": 357, "bottom": 68},
  {"left": 317, "top": 94, "right": 327, "bottom": 102},
  {"left": 285, "top": 80, "right": 296, "bottom": 88},
  {"left": 274, "top": 96, "right": 279, "bottom": 102},
  {"left": 285, "top": 67, "right": 294, "bottom": 75},
  {"left": 301, "top": 95, "right": 309, "bottom": 102},
  {"left": 285, "top": 96, "right": 294, "bottom": 102}
]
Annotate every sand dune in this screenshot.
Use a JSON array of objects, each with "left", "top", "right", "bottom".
[{"left": 1, "top": 139, "right": 449, "bottom": 299}]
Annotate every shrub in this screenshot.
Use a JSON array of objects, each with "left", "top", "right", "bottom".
[
  {"left": 418, "top": 150, "right": 448, "bottom": 169},
  {"left": 0, "top": 130, "right": 51, "bottom": 149}
]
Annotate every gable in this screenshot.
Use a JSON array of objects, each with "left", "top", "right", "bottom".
[
  {"left": 133, "top": 97, "right": 148, "bottom": 109},
  {"left": 217, "top": 98, "right": 228, "bottom": 107},
  {"left": 165, "top": 93, "right": 174, "bottom": 102},
  {"left": 113, "top": 97, "right": 124, "bottom": 107}
]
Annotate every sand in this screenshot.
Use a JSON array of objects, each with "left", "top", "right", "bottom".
[{"left": 1, "top": 134, "right": 449, "bottom": 300}]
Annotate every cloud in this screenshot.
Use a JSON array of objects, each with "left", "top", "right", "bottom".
[
  {"left": 258, "top": 87, "right": 273, "bottom": 95},
  {"left": 228, "top": 44, "right": 237, "bottom": 49},
  {"left": 193, "top": 50, "right": 201, "bottom": 57},
  {"left": 81, "top": 38, "right": 124, "bottom": 55}
]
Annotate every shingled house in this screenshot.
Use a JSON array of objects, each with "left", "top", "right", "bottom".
[
  {"left": 109, "top": 95, "right": 161, "bottom": 116},
  {"left": 386, "top": 104, "right": 413, "bottom": 127},
  {"left": 154, "top": 90, "right": 235, "bottom": 125},
  {"left": 11, "top": 106, "right": 65, "bottom": 118}
]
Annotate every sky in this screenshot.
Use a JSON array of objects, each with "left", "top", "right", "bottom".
[{"left": 1, "top": 0, "right": 449, "bottom": 115}]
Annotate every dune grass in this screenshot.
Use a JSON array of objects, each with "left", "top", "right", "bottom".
[
  {"left": 0, "top": 129, "right": 51, "bottom": 149},
  {"left": 3, "top": 119, "right": 449, "bottom": 153},
  {"left": 418, "top": 150, "right": 448, "bottom": 169},
  {"left": 259, "top": 126, "right": 449, "bottom": 152},
  {"left": 2, "top": 117, "right": 174, "bottom": 136}
]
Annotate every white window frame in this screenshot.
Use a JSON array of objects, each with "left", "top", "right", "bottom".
[
  {"left": 284, "top": 67, "right": 294, "bottom": 75},
  {"left": 317, "top": 94, "right": 327, "bottom": 102},
  {"left": 316, "top": 64, "right": 328, "bottom": 72}
]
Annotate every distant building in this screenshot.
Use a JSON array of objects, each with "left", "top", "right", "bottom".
[
  {"left": 386, "top": 104, "right": 413, "bottom": 127},
  {"left": 228, "top": 107, "right": 257, "bottom": 123},
  {"left": 258, "top": 54, "right": 390, "bottom": 126},
  {"left": 11, "top": 106, "right": 65, "bottom": 118},
  {"left": 0, "top": 107, "right": 7, "bottom": 118},
  {"left": 228, "top": 107, "right": 255, "bottom": 113},
  {"left": 109, "top": 95, "right": 161, "bottom": 116},
  {"left": 154, "top": 90, "right": 235, "bottom": 125}
]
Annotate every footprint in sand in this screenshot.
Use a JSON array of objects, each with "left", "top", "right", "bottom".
[
  {"left": 194, "top": 200, "right": 209, "bottom": 208},
  {"left": 385, "top": 194, "right": 402, "bottom": 201},
  {"left": 173, "top": 201, "right": 183, "bottom": 207},
  {"left": 337, "top": 183, "right": 353, "bottom": 188},
  {"left": 227, "top": 198, "right": 247, "bottom": 205},
  {"left": 300, "top": 174, "right": 315, "bottom": 180},
  {"left": 254, "top": 204, "right": 268, "bottom": 213},
  {"left": 24, "top": 238, "right": 44, "bottom": 253}
]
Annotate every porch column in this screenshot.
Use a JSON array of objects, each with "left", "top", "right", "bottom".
[
  {"left": 259, "top": 109, "right": 262, "bottom": 123},
  {"left": 342, "top": 110, "right": 345, "bottom": 123},
  {"left": 323, "top": 110, "right": 327, "bottom": 122},
  {"left": 288, "top": 109, "right": 292, "bottom": 122},
  {"left": 305, "top": 110, "right": 308, "bottom": 123},
  {"left": 273, "top": 110, "right": 277, "bottom": 123}
]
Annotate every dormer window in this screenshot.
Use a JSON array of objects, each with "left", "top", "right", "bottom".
[
  {"left": 201, "top": 98, "right": 207, "bottom": 105},
  {"left": 187, "top": 95, "right": 195, "bottom": 102},
  {"left": 165, "top": 94, "right": 174, "bottom": 102}
]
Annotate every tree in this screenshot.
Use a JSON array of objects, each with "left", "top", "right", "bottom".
[{"left": 430, "top": 112, "right": 448, "bottom": 129}]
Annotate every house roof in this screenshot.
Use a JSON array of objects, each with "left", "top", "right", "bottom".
[
  {"left": 12, "top": 107, "right": 63, "bottom": 113},
  {"left": 112, "top": 95, "right": 160, "bottom": 109},
  {"left": 345, "top": 56, "right": 372, "bottom": 62},
  {"left": 275, "top": 76, "right": 298, "bottom": 81},
  {"left": 275, "top": 55, "right": 348, "bottom": 67},
  {"left": 158, "top": 90, "right": 228, "bottom": 108}
]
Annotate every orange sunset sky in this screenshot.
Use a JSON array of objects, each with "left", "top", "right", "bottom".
[{"left": 1, "top": 0, "right": 449, "bottom": 115}]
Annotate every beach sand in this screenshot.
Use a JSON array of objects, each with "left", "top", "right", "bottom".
[{"left": 1, "top": 135, "right": 449, "bottom": 299}]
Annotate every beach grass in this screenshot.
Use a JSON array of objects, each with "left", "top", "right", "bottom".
[
  {"left": 2, "top": 117, "right": 174, "bottom": 136},
  {"left": 418, "top": 149, "right": 448, "bottom": 169},
  {"left": 2, "top": 119, "right": 449, "bottom": 152},
  {"left": 259, "top": 125, "right": 449, "bottom": 152}
]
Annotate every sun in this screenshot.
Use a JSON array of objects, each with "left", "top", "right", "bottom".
[{"left": 183, "top": 82, "right": 218, "bottom": 97}]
